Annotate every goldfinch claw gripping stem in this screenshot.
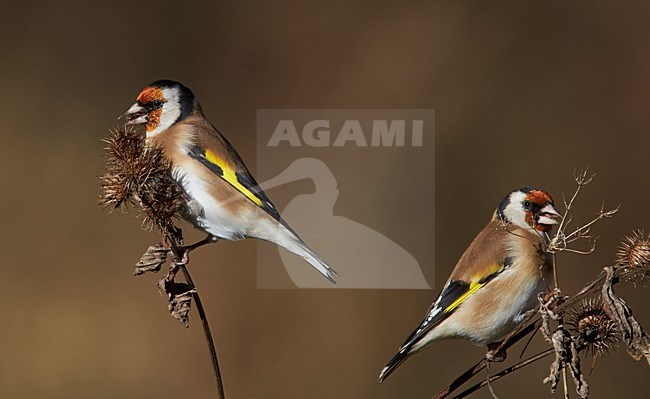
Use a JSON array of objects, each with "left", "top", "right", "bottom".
[{"left": 486, "top": 342, "right": 507, "bottom": 362}]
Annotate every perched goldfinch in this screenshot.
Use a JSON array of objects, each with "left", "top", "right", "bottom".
[
  {"left": 120, "top": 80, "right": 337, "bottom": 283},
  {"left": 379, "top": 187, "right": 561, "bottom": 382}
]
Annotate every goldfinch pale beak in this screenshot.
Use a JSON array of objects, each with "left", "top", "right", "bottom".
[
  {"left": 537, "top": 204, "right": 561, "bottom": 225},
  {"left": 120, "top": 103, "right": 149, "bottom": 125}
]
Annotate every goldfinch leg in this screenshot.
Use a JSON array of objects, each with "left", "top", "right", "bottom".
[
  {"left": 514, "top": 308, "right": 538, "bottom": 324},
  {"left": 177, "top": 234, "right": 220, "bottom": 261},
  {"left": 486, "top": 341, "right": 507, "bottom": 362},
  {"left": 159, "top": 234, "right": 185, "bottom": 266}
]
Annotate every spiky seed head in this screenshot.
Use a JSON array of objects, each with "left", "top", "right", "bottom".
[
  {"left": 616, "top": 229, "right": 650, "bottom": 269},
  {"left": 615, "top": 229, "right": 650, "bottom": 286},
  {"left": 568, "top": 297, "right": 620, "bottom": 358},
  {"left": 99, "top": 126, "right": 184, "bottom": 238}
]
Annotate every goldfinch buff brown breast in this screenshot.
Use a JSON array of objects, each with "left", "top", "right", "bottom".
[
  {"left": 121, "top": 80, "right": 337, "bottom": 284},
  {"left": 379, "top": 187, "right": 561, "bottom": 383}
]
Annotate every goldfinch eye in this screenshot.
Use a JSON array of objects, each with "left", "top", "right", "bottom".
[
  {"left": 523, "top": 200, "right": 532, "bottom": 209},
  {"left": 143, "top": 100, "right": 164, "bottom": 112}
]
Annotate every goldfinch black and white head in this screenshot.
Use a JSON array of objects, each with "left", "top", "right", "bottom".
[
  {"left": 122, "top": 80, "right": 199, "bottom": 136},
  {"left": 379, "top": 187, "right": 560, "bottom": 383},
  {"left": 121, "top": 80, "right": 337, "bottom": 284},
  {"left": 496, "top": 187, "right": 561, "bottom": 232}
]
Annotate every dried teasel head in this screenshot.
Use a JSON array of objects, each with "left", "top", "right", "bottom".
[
  {"left": 99, "top": 126, "right": 185, "bottom": 239},
  {"left": 615, "top": 229, "right": 650, "bottom": 285},
  {"left": 616, "top": 229, "right": 650, "bottom": 268},
  {"left": 568, "top": 297, "right": 620, "bottom": 358}
]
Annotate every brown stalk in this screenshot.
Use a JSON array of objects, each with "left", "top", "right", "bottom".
[
  {"left": 453, "top": 348, "right": 555, "bottom": 399},
  {"left": 167, "top": 240, "right": 225, "bottom": 399},
  {"left": 100, "top": 126, "right": 225, "bottom": 398}
]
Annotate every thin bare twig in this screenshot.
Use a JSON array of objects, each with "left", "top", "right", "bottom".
[
  {"left": 555, "top": 168, "right": 594, "bottom": 238},
  {"left": 453, "top": 349, "right": 555, "bottom": 399},
  {"left": 167, "top": 240, "right": 225, "bottom": 399},
  {"left": 432, "top": 322, "right": 539, "bottom": 399},
  {"left": 548, "top": 169, "right": 618, "bottom": 258}
]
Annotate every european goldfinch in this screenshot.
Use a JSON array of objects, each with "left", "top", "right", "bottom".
[
  {"left": 379, "top": 187, "right": 561, "bottom": 382},
  {"left": 120, "top": 80, "right": 337, "bottom": 283}
]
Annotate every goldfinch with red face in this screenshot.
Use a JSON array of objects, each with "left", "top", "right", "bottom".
[
  {"left": 121, "top": 80, "right": 337, "bottom": 283},
  {"left": 379, "top": 187, "right": 561, "bottom": 382}
]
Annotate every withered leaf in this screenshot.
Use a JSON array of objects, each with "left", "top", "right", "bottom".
[
  {"left": 159, "top": 278, "right": 196, "bottom": 328},
  {"left": 602, "top": 267, "right": 650, "bottom": 365},
  {"left": 134, "top": 244, "right": 169, "bottom": 275}
]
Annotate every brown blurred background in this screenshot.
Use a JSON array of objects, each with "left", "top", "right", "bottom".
[{"left": 1, "top": 1, "right": 648, "bottom": 398}]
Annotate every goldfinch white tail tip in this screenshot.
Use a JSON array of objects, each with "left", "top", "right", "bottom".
[
  {"left": 378, "top": 348, "right": 409, "bottom": 383},
  {"left": 300, "top": 243, "right": 339, "bottom": 284}
]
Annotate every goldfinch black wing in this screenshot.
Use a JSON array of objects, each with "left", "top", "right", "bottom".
[
  {"left": 187, "top": 124, "right": 284, "bottom": 223},
  {"left": 403, "top": 257, "right": 511, "bottom": 348},
  {"left": 185, "top": 122, "right": 337, "bottom": 283},
  {"left": 379, "top": 222, "right": 512, "bottom": 382}
]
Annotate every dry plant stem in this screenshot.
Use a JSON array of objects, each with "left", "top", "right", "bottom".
[
  {"left": 549, "top": 169, "right": 618, "bottom": 257},
  {"left": 167, "top": 239, "right": 225, "bottom": 399},
  {"left": 432, "top": 322, "right": 539, "bottom": 399},
  {"left": 453, "top": 348, "right": 555, "bottom": 399},
  {"left": 552, "top": 169, "right": 592, "bottom": 250},
  {"left": 432, "top": 264, "right": 650, "bottom": 399},
  {"left": 432, "top": 358, "right": 492, "bottom": 399},
  {"left": 179, "top": 264, "right": 225, "bottom": 399},
  {"left": 100, "top": 127, "right": 224, "bottom": 397},
  {"left": 552, "top": 254, "right": 560, "bottom": 292},
  {"left": 484, "top": 362, "right": 500, "bottom": 399}
]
